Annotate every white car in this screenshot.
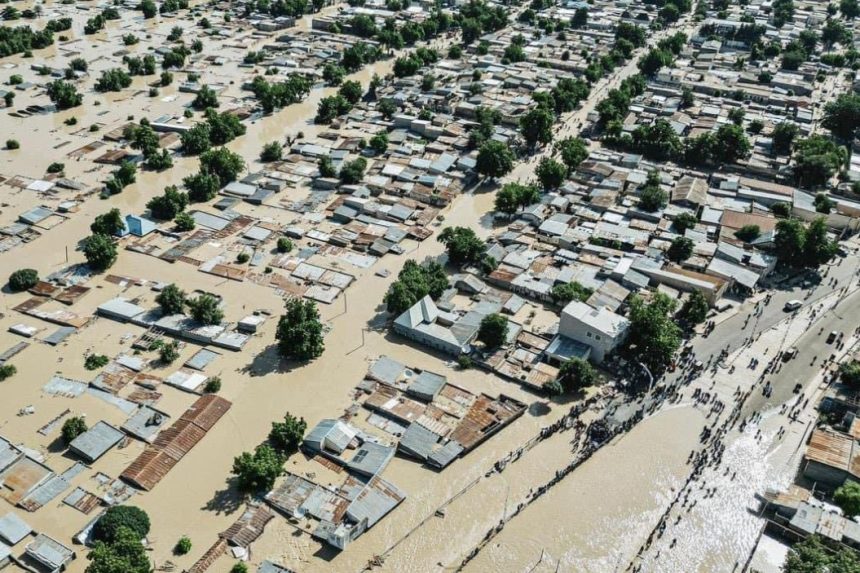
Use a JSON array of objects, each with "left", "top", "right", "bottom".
[{"left": 784, "top": 300, "right": 803, "bottom": 311}]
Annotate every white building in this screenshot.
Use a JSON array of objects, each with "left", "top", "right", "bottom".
[{"left": 558, "top": 301, "right": 630, "bottom": 363}]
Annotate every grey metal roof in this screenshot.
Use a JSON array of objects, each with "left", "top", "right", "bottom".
[
  {"left": 347, "top": 442, "right": 395, "bottom": 477},
  {"left": 0, "top": 511, "right": 32, "bottom": 544},
  {"left": 184, "top": 348, "right": 220, "bottom": 371},
  {"left": 25, "top": 534, "right": 74, "bottom": 570},
  {"left": 0, "top": 438, "right": 20, "bottom": 474},
  {"left": 427, "top": 441, "right": 464, "bottom": 469},
  {"left": 43, "top": 326, "right": 76, "bottom": 346},
  {"left": 20, "top": 462, "right": 85, "bottom": 511},
  {"left": 345, "top": 476, "right": 406, "bottom": 528},
  {"left": 398, "top": 423, "right": 440, "bottom": 460},
  {"left": 97, "top": 297, "right": 146, "bottom": 321},
  {"left": 407, "top": 371, "right": 446, "bottom": 402},
  {"left": 122, "top": 406, "right": 170, "bottom": 443},
  {"left": 368, "top": 356, "right": 405, "bottom": 386},
  {"left": 69, "top": 421, "right": 124, "bottom": 463}
]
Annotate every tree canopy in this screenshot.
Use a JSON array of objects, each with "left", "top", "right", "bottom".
[
  {"left": 8, "top": 268, "right": 38, "bottom": 292},
  {"left": 626, "top": 293, "right": 682, "bottom": 373},
  {"left": 475, "top": 140, "right": 514, "bottom": 179},
  {"left": 86, "top": 526, "right": 151, "bottom": 573},
  {"left": 156, "top": 283, "right": 186, "bottom": 315},
  {"left": 383, "top": 260, "right": 449, "bottom": 314},
  {"left": 774, "top": 217, "right": 838, "bottom": 268},
  {"left": 232, "top": 445, "right": 284, "bottom": 494},
  {"left": 667, "top": 236, "right": 694, "bottom": 262},
  {"left": 494, "top": 182, "right": 540, "bottom": 214},
  {"left": 793, "top": 136, "right": 846, "bottom": 188},
  {"left": 187, "top": 294, "right": 223, "bottom": 325},
  {"left": 83, "top": 234, "right": 118, "bottom": 271},
  {"left": 835, "top": 481, "right": 860, "bottom": 517},
  {"left": 477, "top": 313, "right": 508, "bottom": 348},
  {"left": 269, "top": 412, "right": 307, "bottom": 456},
  {"left": 784, "top": 535, "right": 860, "bottom": 573},
  {"left": 678, "top": 290, "right": 708, "bottom": 326},
  {"left": 437, "top": 226, "right": 487, "bottom": 266},
  {"left": 275, "top": 298, "right": 325, "bottom": 360},
  {"left": 92, "top": 506, "right": 151, "bottom": 544}
]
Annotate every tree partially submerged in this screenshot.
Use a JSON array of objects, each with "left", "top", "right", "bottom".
[
  {"left": 383, "top": 260, "right": 449, "bottom": 315},
  {"left": 275, "top": 298, "right": 325, "bottom": 361},
  {"left": 269, "top": 413, "right": 307, "bottom": 456}
]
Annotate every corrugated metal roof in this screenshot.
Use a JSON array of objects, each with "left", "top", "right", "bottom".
[{"left": 805, "top": 429, "right": 852, "bottom": 471}]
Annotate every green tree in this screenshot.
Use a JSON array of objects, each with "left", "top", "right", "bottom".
[
  {"left": 91, "top": 208, "right": 125, "bottom": 236},
  {"left": 8, "top": 268, "right": 38, "bottom": 292},
  {"left": 192, "top": 85, "right": 219, "bottom": 110},
  {"left": 269, "top": 413, "right": 307, "bottom": 456},
  {"left": 92, "top": 506, "right": 151, "bottom": 544},
  {"left": 794, "top": 136, "right": 846, "bottom": 188},
  {"left": 187, "top": 294, "right": 223, "bottom": 325},
  {"left": 734, "top": 224, "right": 761, "bottom": 242},
  {"left": 772, "top": 122, "right": 799, "bottom": 155},
  {"left": 535, "top": 157, "right": 566, "bottom": 190},
  {"left": 146, "top": 186, "right": 188, "bottom": 220},
  {"left": 338, "top": 80, "right": 362, "bottom": 105},
  {"left": 494, "top": 182, "right": 538, "bottom": 214},
  {"left": 275, "top": 298, "right": 325, "bottom": 360},
  {"left": 174, "top": 536, "right": 192, "bottom": 556},
  {"left": 476, "top": 140, "right": 514, "bottom": 180},
  {"left": 199, "top": 147, "right": 245, "bottom": 185},
  {"left": 61, "top": 416, "right": 88, "bottom": 444},
  {"left": 232, "top": 445, "right": 284, "bottom": 494},
  {"left": 369, "top": 132, "right": 388, "bottom": 155},
  {"left": 814, "top": 192, "right": 836, "bottom": 214},
  {"left": 183, "top": 172, "right": 220, "bottom": 202},
  {"left": 175, "top": 212, "right": 196, "bottom": 231},
  {"left": 672, "top": 213, "right": 698, "bottom": 234},
  {"left": 86, "top": 526, "right": 151, "bottom": 573},
  {"left": 840, "top": 360, "right": 860, "bottom": 387},
  {"left": 383, "top": 260, "right": 449, "bottom": 314},
  {"left": 140, "top": 0, "right": 157, "bottom": 18},
  {"left": 95, "top": 68, "right": 132, "bottom": 92},
  {"left": 678, "top": 290, "right": 708, "bottom": 326},
  {"left": 842, "top": 0, "right": 860, "bottom": 18},
  {"left": 46, "top": 79, "right": 82, "bottom": 109},
  {"left": 667, "top": 236, "right": 694, "bottom": 262},
  {"left": 520, "top": 106, "right": 554, "bottom": 148},
  {"left": 204, "top": 376, "right": 221, "bottom": 393},
  {"left": 639, "top": 176, "right": 668, "bottom": 212},
  {"left": 276, "top": 237, "right": 293, "bottom": 253},
  {"left": 83, "top": 234, "right": 118, "bottom": 271},
  {"left": 156, "top": 283, "right": 186, "bottom": 315},
  {"left": 627, "top": 293, "right": 681, "bottom": 373},
  {"left": 159, "top": 341, "right": 179, "bottom": 364},
  {"left": 260, "top": 141, "right": 283, "bottom": 162},
  {"left": 477, "top": 313, "right": 508, "bottom": 348},
  {"left": 550, "top": 282, "right": 593, "bottom": 305},
  {"left": 339, "top": 157, "right": 367, "bottom": 184},
  {"left": 437, "top": 226, "right": 486, "bottom": 265},
  {"left": 0, "top": 364, "right": 15, "bottom": 382},
  {"left": 834, "top": 481, "right": 860, "bottom": 517},
  {"left": 823, "top": 93, "right": 860, "bottom": 141},
  {"left": 712, "top": 123, "right": 751, "bottom": 164},
  {"left": 556, "top": 358, "right": 596, "bottom": 393},
  {"left": 784, "top": 535, "right": 860, "bottom": 573},
  {"left": 555, "top": 137, "right": 588, "bottom": 175}
]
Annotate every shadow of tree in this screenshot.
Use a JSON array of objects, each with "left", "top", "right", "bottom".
[
  {"left": 201, "top": 476, "right": 243, "bottom": 516},
  {"left": 239, "top": 344, "right": 304, "bottom": 377}
]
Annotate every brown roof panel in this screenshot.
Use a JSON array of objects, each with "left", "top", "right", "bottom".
[{"left": 181, "top": 394, "right": 232, "bottom": 432}]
